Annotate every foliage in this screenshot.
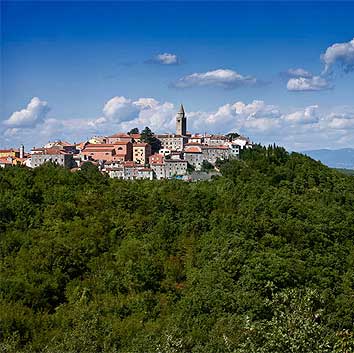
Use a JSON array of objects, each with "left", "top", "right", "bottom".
[
  {"left": 1, "top": 147, "right": 354, "bottom": 352},
  {"left": 140, "top": 126, "right": 161, "bottom": 153},
  {"left": 201, "top": 160, "right": 214, "bottom": 172},
  {"left": 335, "top": 168, "right": 354, "bottom": 176},
  {"left": 128, "top": 127, "right": 140, "bottom": 135},
  {"left": 226, "top": 132, "right": 240, "bottom": 141}
]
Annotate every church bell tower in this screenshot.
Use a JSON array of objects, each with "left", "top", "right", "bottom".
[{"left": 176, "top": 104, "right": 187, "bottom": 136}]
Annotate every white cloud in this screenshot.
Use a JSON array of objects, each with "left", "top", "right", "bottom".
[
  {"left": 287, "top": 75, "right": 331, "bottom": 91},
  {"left": 327, "top": 113, "right": 354, "bottom": 129},
  {"left": 148, "top": 53, "right": 179, "bottom": 65},
  {"left": 286, "top": 68, "right": 313, "bottom": 78},
  {"left": 2, "top": 96, "right": 354, "bottom": 151},
  {"left": 187, "top": 100, "right": 281, "bottom": 134},
  {"left": 4, "top": 97, "right": 50, "bottom": 128},
  {"left": 172, "top": 69, "right": 257, "bottom": 89},
  {"left": 156, "top": 53, "right": 178, "bottom": 65},
  {"left": 102, "top": 96, "right": 139, "bottom": 122},
  {"left": 283, "top": 105, "right": 319, "bottom": 124},
  {"left": 322, "top": 37, "right": 354, "bottom": 73},
  {"left": 100, "top": 96, "right": 175, "bottom": 132}
]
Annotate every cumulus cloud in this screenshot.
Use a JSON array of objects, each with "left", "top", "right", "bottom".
[
  {"left": 284, "top": 38, "right": 354, "bottom": 92},
  {"left": 327, "top": 113, "right": 354, "bottom": 129},
  {"left": 287, "top": 75, "right": 332, "bottom": 91},
  {"left": 4, "top": 97, "right": 50, "bottom": 128},
  {"left": 102, "top": 96, "right": 139, "bottom": 122},
  {"left": 100, "top": 96, "right": 175, "bottom": 132},
  {"left": 147, "top": 53, "right": 179, "bottom": 65},
  {"left": 2, "top": 95, "right": 354, "bottom": 151},
  {"left": 322, "top": 37, "right": 354, "bottom": 73},
  {"left": 285, "top": 68, "right": 314, "bottom": 78},
  {"left": 283, "top": 105, "right": 319, "bottom": 124},
  {"left": 172, "top": 69, "right": 257, "bottom": 89},
  {"left": 186, "top": 100, "right": 281, "bottom": 134}
]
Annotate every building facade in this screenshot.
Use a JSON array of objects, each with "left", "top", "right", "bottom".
[
  {"left": 133, "top": 143, "right": 152, "bottom": 164},
  {"left": 31, "top": 149, "right": 74, "bottom": 168}
]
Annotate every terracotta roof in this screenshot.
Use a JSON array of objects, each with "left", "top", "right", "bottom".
[
  {"left": 113, "top": 141, "right": 130, "bottom": 145},
  {"left": 0, "top": 157, "right": 13, "bottom": 164},
  {"left": 108, "top": 133, "right": 131, "bottom": 138},
  {"left": 139, "top": 168, "right": 152, "bottom": 172},
  {"left": 85, "top": 143, "right": 115, "bottom": 148},
  {"left": 0, "top": 148, "right": 19, "bottom": 153},
  {"left": 123, "top": 161, "right": 136, "bottom": 167},
  {"left": 82, "top": 148, "right": 115, "bottom": 153},
  {"left": 185, "top": 146, "right": 202, "bottom": 153},
  {"left": 31, "top": 148, "right": 68, "bottom": 155}
]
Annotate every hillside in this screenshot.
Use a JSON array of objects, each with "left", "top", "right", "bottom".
[
  {"left": 1, "top": 146, "right": 354, "bottom": 352},
  {"left": 303, "top": 148, "right": 354, "bottom": 169}
]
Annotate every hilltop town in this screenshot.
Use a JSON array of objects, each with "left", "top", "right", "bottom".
[{"left": 0, "top": 105, "right": 253, "bottom": 180}]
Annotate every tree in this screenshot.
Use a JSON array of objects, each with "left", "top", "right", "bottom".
[
  {"left": 140, "top": 126, "right": 161, "bottom": 153},
  {"left": 201, "top": 160, "right": 214, "bottom": 172},
  {"left": 226, "top": 132, "right": 240, "bottom": 141},
  {"left": 128, "top": 127, "right": 139, "bottom": 135}
]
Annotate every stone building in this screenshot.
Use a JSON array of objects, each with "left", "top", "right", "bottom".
[
  {"left": 183, "top": 146, "right": 204, "bottom": 170},
  {"left": 150, "top": 163, "right": 166, "bottom": 180},
  {"left": 81, "top": 142, "right": 133, "bottom": 162},
  {"left": 133, "top": 142, "right": 151, "bottom": 164},
  {"left": 31, "top": 148, "right": 74, "bottom": 168},
  {"left": 164, "top": 159, "right": 188, "bottom": 178},
  {"left": 176, "top": 104, "right": 187, "bottom": 136},
  {"left": 204, "top": 134, "right": 229, "bottom": 146},
  {"left": 202, "top": 145, "right": 231, "bottom": 164},
  {"left": 157, "top": 134, "right": 187, "bottom": 151}
]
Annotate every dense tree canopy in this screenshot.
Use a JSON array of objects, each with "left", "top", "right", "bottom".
[
  {"left": 1, "top": 146, "right": 354, "bottom": 352},
  {"left": 140, "top": 126, "right": 161, "bottom": 153}
]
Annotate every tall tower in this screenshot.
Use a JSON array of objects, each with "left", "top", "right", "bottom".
[
  {"left": 20, "top": 144, "right": 24, "bottom": 158},
  {"left": 176, "top": 104, "right": 187, "bottom": 136}
]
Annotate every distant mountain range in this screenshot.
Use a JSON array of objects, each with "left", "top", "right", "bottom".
[{"left": 302, "top": 148, "right": 354, "bottom": 169}]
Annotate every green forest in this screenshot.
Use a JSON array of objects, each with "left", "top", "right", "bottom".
[{"left": 1, "top": 146, "right": 354, "bottom": 352}]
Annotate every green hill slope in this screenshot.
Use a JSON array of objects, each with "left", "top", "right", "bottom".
[{"left": 1, "top": 146, "right": 354, "bottom": 352}]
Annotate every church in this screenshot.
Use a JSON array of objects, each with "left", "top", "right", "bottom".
[
  {"left": 157, "top": 104, "right": 189, "bottom": 151},
  {"left": 176, "top": 104, "right": 187, "bottom": 136}
]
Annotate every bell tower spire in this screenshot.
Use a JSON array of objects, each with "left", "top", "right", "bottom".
[{"left": 176, "top": 104, "right": 187, "bottom": 136}]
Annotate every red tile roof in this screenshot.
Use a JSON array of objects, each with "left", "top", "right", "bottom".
[
  {"left": 0, "top": 157, "right": 13, "bottom": 164},
  {"left": 84, "top": 143, "right": 115, "bottom": 148},
  {"left": 185, "top": 146, "right": 202, "bottom": 153},
  {"left": 139, "top": 168, "right": 152, "bottom": 172},
  {"left": 31, "top": 148, "right": 69, "bottom": 155},
  {"left": 0, "top": 149, "right": 19, "bottom": 155},
  {"left": 82, "top": 148, "right": 115, "bottom": 153},
  {"left": 113, "top": 141, "right": 130, "bottom": 145},
  {"left": 108, "top": 133, "right": 131, "bottom": 138}
]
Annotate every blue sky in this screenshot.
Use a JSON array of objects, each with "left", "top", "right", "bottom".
[{"left": 1, "top": 1, "right": 354, "bottom": 150}]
